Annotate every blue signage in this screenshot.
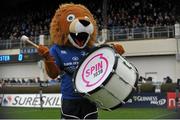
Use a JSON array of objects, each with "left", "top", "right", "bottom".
[
  {"left": 123, "top": 93, "right": 167, "bottom": 108},
  {"left": 18, "top": 54, "right": 23, "bottom": 61},
  {"left": 0, "top": 55, "right": 10, "bottom": 62},
  {"left": 20, "top": 48, "right": 37, "bottom": 54},
  {"left": 0, "top": 54, "right": 24, "bottom": 63},
  {"left": 0, "top": 53, "right": 40, "bottom": 63}
]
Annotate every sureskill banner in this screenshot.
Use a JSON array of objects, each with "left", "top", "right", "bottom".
[
  {"left": 0, "top": 93, "right": 169, "bottom": 108},
  {"left": 123, "top": 93, "right": 167, "bottom": 108},
  {"left": 1, "top": 94, "right": 61, "bottom": 108}
]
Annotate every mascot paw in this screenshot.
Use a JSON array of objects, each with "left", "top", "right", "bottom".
[
  {"left": 38, "top": 45, "right": 50, "bottom": 59},
  {"left": 112, "top": 44, "right": 125, "bottom": 55}
]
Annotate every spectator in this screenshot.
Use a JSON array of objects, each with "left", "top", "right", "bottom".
[
  {"left": 139, "top": 76, "right": 143, "bottom": 83},
  {"left": 36, "top": 77, "right": 41, "bottom": 83},
  {"left": 164, "top": 76, "right": 173, "bottom": 83},
  {"left": 0, "top": 79, "right": 4, "bottom": 88},
  {"left": 139, "top": 76, "right": 146, "bottom": 83},
  {"left": 146, "top": 77, "right": 152, "bottom": 83},
  {"left": 21, "top": 78, "right": 26, "bottom": 83},
  {"left": 10, "top": 78, "right": 16, "bottom": 83}
]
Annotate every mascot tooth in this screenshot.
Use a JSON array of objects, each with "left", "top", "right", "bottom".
[{"left": 68, "top": 18, "right": 94, "bottom": 49}]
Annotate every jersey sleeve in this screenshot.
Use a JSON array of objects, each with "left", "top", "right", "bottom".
[{"left": 50, "top": 45, "right": 63, "bottom": 69}]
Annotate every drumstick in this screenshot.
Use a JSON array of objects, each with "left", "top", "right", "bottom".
[{"left": 21, "top": 35, "right": 39, "bottom": 48}]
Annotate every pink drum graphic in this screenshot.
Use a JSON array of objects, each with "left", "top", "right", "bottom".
[
  {"left": 82, "top": 53, "right": 108, "bottom": 87},
  {"left": 74, "top": 45, "right": 116, "bottom": 93}
]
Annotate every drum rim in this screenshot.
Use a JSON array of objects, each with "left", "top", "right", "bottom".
[{"left": 73, "top": 44, "right": 118, "bottom": 95}]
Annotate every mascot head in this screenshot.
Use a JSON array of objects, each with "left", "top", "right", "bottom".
[{"left": 50, "top": 3, "right": 97, "bottom": 49}]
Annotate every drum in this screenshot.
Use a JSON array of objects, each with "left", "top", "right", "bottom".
[{"left": 73, "top": 45, "right": 138, "bottom": 110}]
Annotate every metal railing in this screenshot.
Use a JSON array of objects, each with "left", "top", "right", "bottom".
[
  {"left": 0, "top": 26, "right": 175, "bottom": 50},
  {"left": 108, "top": 25, "right": 175, "bottom": 41},
  {"left": 0, "top": 35, "right": 51, "bottom": 50}
]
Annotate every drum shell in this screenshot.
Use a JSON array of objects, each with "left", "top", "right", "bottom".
[{"left": 84, "top": 55, "right": 138, "bottom": 109}]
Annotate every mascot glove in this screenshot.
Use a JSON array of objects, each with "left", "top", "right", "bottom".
[
  {"left": 38, "top": 45, "right": 52, "bottom": 60},
  {"left": 112, "top": 44, "right": 125, "bottom": 55},
  {"left": 44, "top": 60, "right": 60, "bottom": 79}
]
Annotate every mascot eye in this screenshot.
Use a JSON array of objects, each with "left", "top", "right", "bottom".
[
  {"left": 84, "top": 16, "right": 90, "bottom": 20},
  {"left": 67, "top": 14, "right": 75, "bottom": 22}
]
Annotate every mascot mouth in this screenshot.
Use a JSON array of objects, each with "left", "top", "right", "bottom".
[{"left": 70, "top": 32, "right": 89, "bottom": 47}]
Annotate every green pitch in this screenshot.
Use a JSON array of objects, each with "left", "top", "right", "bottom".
[{"left": 0, "top": 107, "right": 178, "bottom": 119}]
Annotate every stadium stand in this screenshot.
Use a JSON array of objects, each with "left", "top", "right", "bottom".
[
  {"left": 0, "top": 0, "right": 177, "bottom": 40},
  {"left": 0, "top": 0, "right": 177, "bottom": 50},
  {"left": 0, "top": 0, "right": 179, "bottom": 93}
]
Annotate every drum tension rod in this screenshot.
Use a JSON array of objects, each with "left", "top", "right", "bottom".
[
  {"left": 119, "top": 76, "right": 137, "bottom": 91},
  {"left": 100, "top": 85, "right": 125, "bottom": 104},
  {"left": 84, "top": 93, "right": 112, "bottom": 111},
  {"left": 95, "top": 98, "right": 112, "bottom": 111},
  {"left": 112, "top": 69, "right": 136, "bottom": 91}
]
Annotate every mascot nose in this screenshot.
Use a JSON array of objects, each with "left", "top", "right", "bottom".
[{"left": 79, "top": 20, "right": 90, "bottom": 27}]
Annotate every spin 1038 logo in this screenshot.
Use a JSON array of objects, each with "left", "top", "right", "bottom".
[{"left": 82, "top": 54, "right": 109, "bottom": 87}]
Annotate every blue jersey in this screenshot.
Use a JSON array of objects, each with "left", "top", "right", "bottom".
[{"left": 50, "top": 44, "right": 90, "bottom": 99}]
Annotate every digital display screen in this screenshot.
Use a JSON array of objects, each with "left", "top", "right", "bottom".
[
  {"left": 18, "top": 54, "right": 23, "bottom": 61},
  {"left": 0, "top": 53, "right": 41, "bottom": 63},
  {"left": 0, "top": 54, "right": 23, "bottom": 62},
  {"left": 0, "top": 55, "right": 10, "bottom": 62}
]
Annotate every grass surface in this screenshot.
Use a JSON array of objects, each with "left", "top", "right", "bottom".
[{"left": 0, "top": 107, "right": 178, "bottom": 119}]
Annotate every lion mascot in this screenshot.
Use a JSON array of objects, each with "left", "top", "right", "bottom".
[{"left": 38, "top": 3, "right": 124, "bottom": 119}]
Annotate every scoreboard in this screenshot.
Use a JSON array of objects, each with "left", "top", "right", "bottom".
[
  {"left": 0, "top": 48, "right": 45, "bottom": 63},
  {"left": 0, "top": 53, "right": 41, "bottom": 64}
]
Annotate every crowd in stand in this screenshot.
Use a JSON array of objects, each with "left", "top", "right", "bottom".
[
  {"left": 0, "top": 75, "right": 173, "bottom": 86},
  {"left": 106, "top": 0, "right": 176, "bottom": 28},
  {"left": 0, "top": 6, "right": 51, "bottom": 40},
  {"left": 0, "top": 0, "right": 177, "bottom": 40},
  {"left": 138, "top": 76, "right": 173, "bottom": 84},
  {"left": 0, "top": 77, "right": 60, "bottom": 85}
]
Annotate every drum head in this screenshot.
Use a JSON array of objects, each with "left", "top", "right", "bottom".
[{"left": 74, "top": 45, "right": 116, "bottom": 93}]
